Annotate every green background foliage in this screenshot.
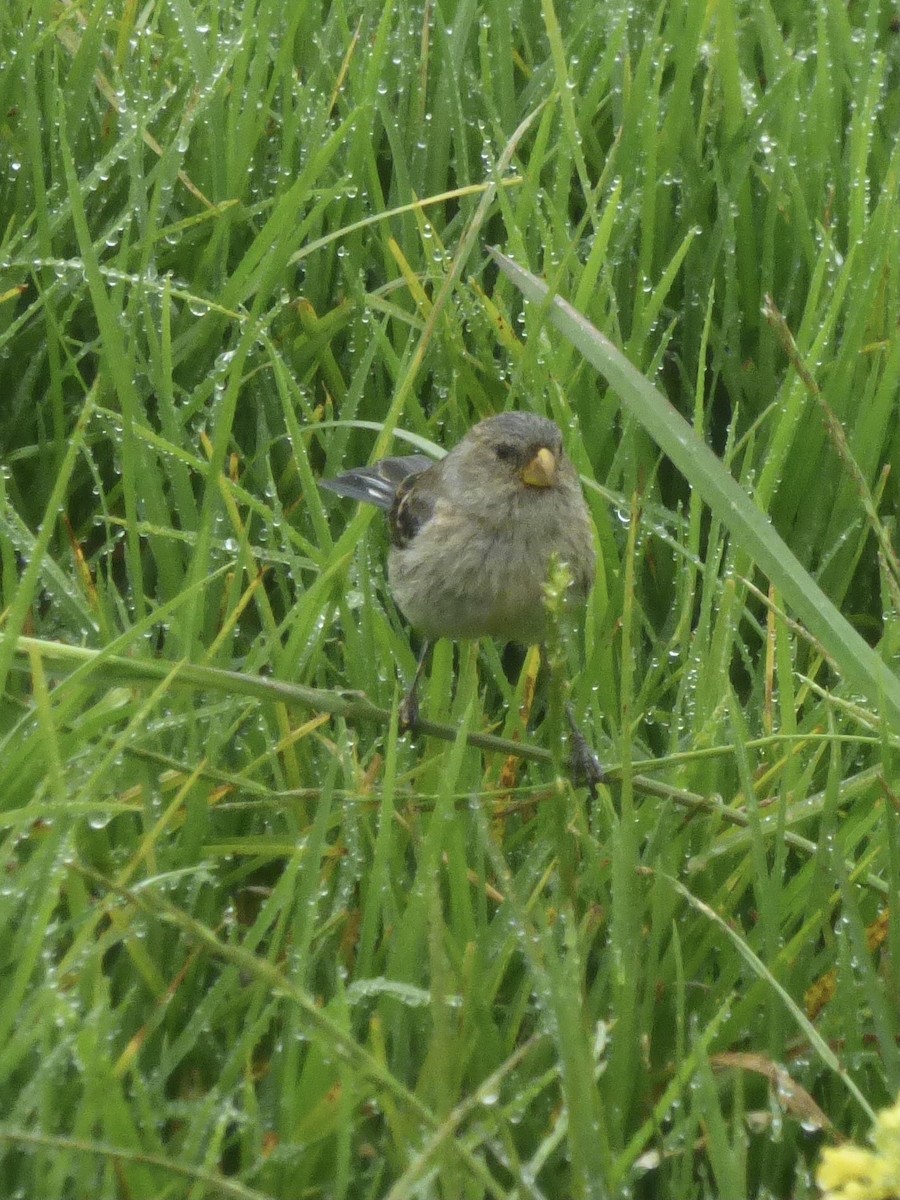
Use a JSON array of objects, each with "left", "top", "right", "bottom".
[{"left": 0, "top": 0, "right": 897, "bottom": 1196}]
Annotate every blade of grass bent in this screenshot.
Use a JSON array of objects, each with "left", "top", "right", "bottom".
[{"left": 490, "top": 249, "right": 900, "bottom": 730}]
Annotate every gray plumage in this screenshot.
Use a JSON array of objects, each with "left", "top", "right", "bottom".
[{"left": 320, "top": 411, "right": 596, "bottom": 645}]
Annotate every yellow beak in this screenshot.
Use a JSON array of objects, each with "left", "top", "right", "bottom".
[{"left": 520, "top": 446, "right": 557, "bottom": 488}]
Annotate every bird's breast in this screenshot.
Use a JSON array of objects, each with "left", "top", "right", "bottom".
[{"left": 386, "top": 485, "right": 594, "bottom": 643}]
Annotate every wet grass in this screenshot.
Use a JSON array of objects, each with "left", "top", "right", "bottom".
[{"left": 0, "top": 0, "right": 898, "bottom": 1197}]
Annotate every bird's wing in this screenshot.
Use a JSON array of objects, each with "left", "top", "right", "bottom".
[
  {"left": 389, "top": 471, "right": 438, "bottom": 548},
  {"left": 319, "top": 454, "right": 434, "bottom": 511}
]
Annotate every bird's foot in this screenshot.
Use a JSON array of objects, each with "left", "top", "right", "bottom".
[
  {"left": 565, "top": 704, "right": 603, "bottom": 798},
  {"left": 398, "top": 686, "right": 421, "bottom": 734}
]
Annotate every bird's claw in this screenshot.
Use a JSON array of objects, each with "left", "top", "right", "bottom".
[
  {"left": 565, "top": 704, "right": 603, "bottom": 798},
  {"left": 398, "top": 688, "right": 421, "bottom": 734},
  {"left": 567, "top": 735, "right": 604, "bottom": 798}
]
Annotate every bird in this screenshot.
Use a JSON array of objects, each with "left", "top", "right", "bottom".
[{"left": 320, "top": 410, "right": 602, "bottom": 789}]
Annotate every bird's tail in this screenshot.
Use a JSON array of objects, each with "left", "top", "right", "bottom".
[{"left": 319, "top": 454, "right": 434, "bottom": 510}]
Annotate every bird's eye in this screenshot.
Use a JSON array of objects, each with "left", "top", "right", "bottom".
[{"left": 493, "top": 443, "right": 518, "bottom": 462}]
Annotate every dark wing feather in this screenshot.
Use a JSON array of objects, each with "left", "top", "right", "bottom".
[
  {"left": 389, "top": 472, "right": 436, "bottom": 548},
  {"left": 319, "top": 454, "right": 434, "bottom": 511}
]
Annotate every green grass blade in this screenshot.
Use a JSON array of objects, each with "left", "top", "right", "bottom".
[{"left": 490, "top": 248, "right": 900, "bottom": 729}]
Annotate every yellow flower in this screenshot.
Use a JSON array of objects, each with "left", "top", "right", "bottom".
[{"left": 816, "top": 1096, "right": 900, "bottom": 1200}]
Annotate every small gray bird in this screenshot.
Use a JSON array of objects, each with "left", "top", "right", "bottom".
[{"left": 320, "top": 411, "right": 601, "bottom": 787}]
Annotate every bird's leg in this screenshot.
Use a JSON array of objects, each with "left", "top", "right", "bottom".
[
  {"left": 399, "top": 639, "right": 431, "bottom": 732},
  {"left": 539, "top": 645, "right": 603, "bottom": 797}
]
